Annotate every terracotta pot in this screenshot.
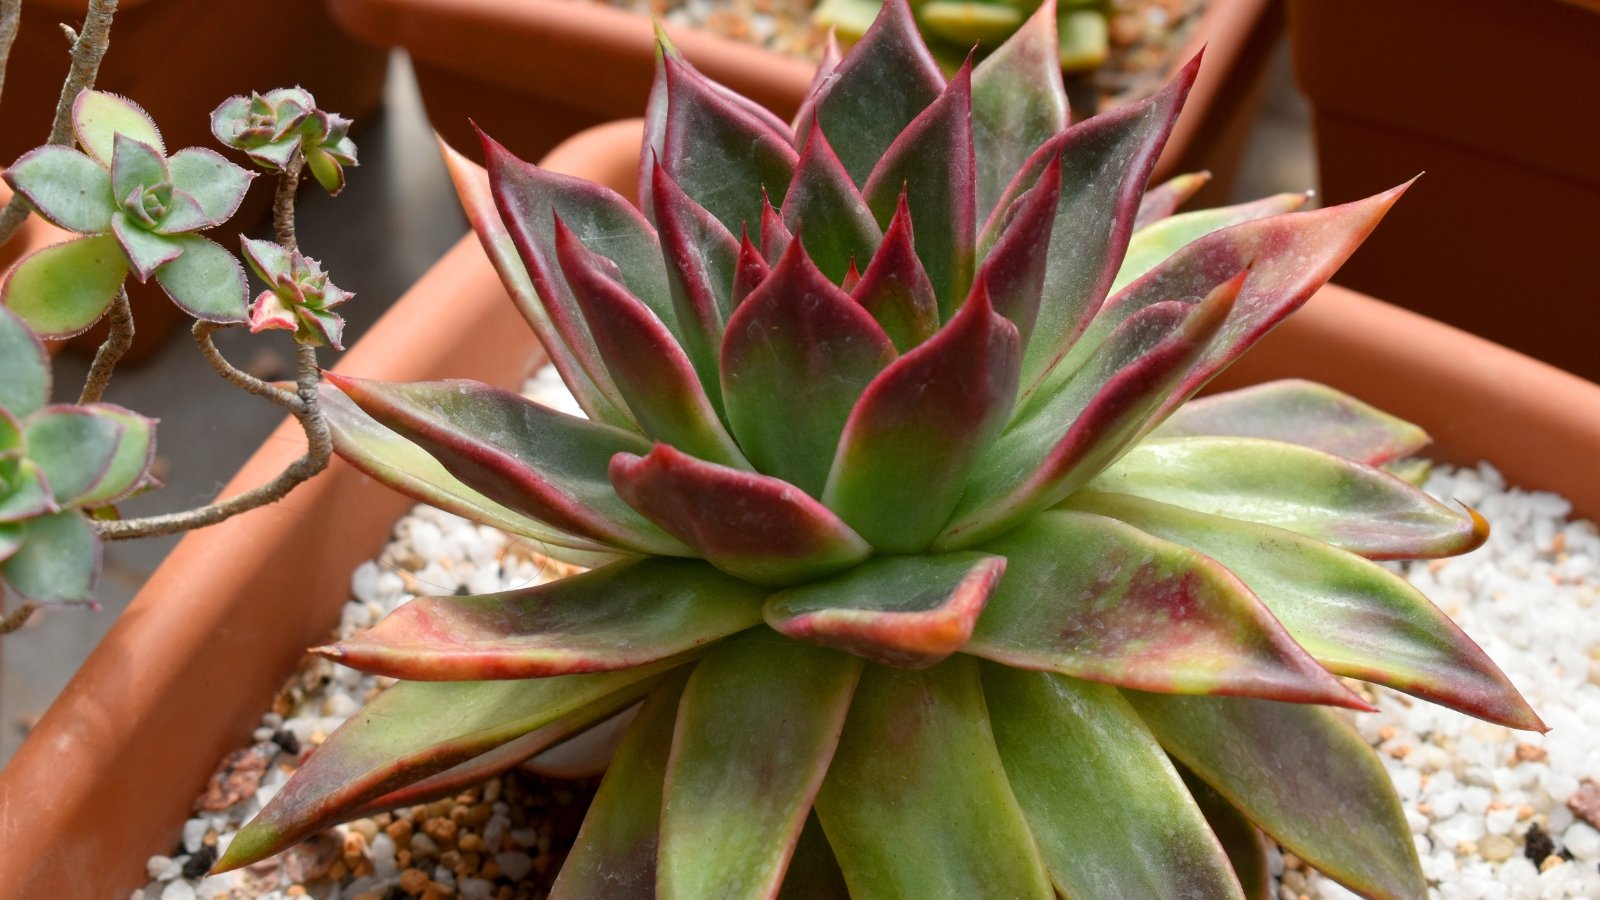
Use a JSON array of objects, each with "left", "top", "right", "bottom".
[
  {"left": 5, "top": 119, "right": 1600, "bottom": 895},
  {"left": 3, "top": 0, "right": 389, "bottom": 363},
  {"left": 1287, "top": 0, "right": 1600, "bottom": 383},
  {"left": 329, "top": 0, "right": 1281, "bottom": 205}
]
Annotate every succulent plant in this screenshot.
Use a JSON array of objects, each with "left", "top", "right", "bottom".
[
  {"left": 816, "top": 0, "right": 1110, "bottom": 72},
  {"left": 1, "top": 91, "right": 253, "bottom": 338},
  {"left": 219, "top": 1, "right": 1539, "bottom": 895},
  {"left": 211, "top": 87, "right": 358, "bottom": 194},
  {"left": 241, "top": 238, "right": 354, "bottom": 349},
  {"left": 0, "top": 307, "right": 156, "bottom": 606}
]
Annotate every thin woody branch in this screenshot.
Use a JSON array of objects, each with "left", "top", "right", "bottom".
[{"left": 77, "top": 289, "right": 134, "bottom": 404}]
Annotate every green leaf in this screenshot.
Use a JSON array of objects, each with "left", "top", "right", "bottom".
[
  {"left": 1088, "top": 436, "right": 1488, "bottom": 559},
  {"left": 983, "top": 666, "right": 1246, "bottom": 900},
  {"left": 0, "top": 523, "right": 21, "bottom": 565},
  {"left": 971, "top": 2, "right": 1068, "bottom": 223},
  {"left": 24, "top": 406, "right": 125, "bottom": 507},
  {"left": 1111, "top": 193, "right": 1310, "bottom": 295},
  {"left": 0, "top": 459, "right": 56, "bottom": 523},
  {"left": 1178, "top": 765, "right": 1272, "bottom": 900},
  {"left": 783, "top": 123, "right": 882, "bottom": 283},
  {"left": 0, "top": 511, "right": 99, "bottom": 602},
  {"left": 111, "top": 212, "right": 182, "bottom": 281},
  {"left": 815, "top": 656, "right": 1055, "bottom": 900},
  {"left": 777, "top": 815, "right": 850, "bottom": 900},
  {"left": 764, "top": 552, "right": 1006, "bottom": 668},
  {"left": 0, "top": 308, "right": 50, "bottom": 417},
  {"left": 69, "top": 404, "right": 156, "bottom": 507},
  {"left": 109, "top": 134, "right": 169, "bottom": 204},
  {"left": 1126, "top": 691, "right": 1426, "bottom": 900},
  {"left": 304, "top": 144, "right": 346, "bottom": 194},
  {"left": 73, "top": 91, "right": 163, "bottom": 167},
  {"left": 166, "top": 148, "right": 253, "bottom": 226},
  {"left": 320, "top": 558, "right": 766, "bottom": 680},
  {"left": 152, "top": 234, "right": 248, "bottom": 322},
  {"left": 0, "top": 235, "right": 129, "bottom": 338},
  {"left": 659, "top": 633, "right": 861, "bottom": 900},
  {"left": 4, "top": 146, "right": 115, "bottom": 233}
]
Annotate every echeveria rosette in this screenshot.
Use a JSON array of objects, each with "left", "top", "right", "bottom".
[
  {"left": 211, "top": 87, "right": 359, "bottom": 195},
  {"left": 0, "top": 308, "right": 157, "bottom": 606},
  {"left": 0, "top": 91, "right": 252, "bottom": 338},
  {"left": 220, "top": 1, "right": 1540, "bottom": 896},
  {"left": 241, "top": 238, "right": 353, "bottom": 349}
]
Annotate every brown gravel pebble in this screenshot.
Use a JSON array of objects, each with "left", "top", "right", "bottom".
[
  {"left": 1568, "top": 776, "right": 1600, "bottom": 828},
  {"left": 196, "top": 746, "right": 271, "bottom": 812}
]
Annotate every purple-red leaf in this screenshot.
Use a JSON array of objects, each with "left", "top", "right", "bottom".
[
  {"left": 611, "top": 444, "right": 872, "bottom": 586},
  {"left": 1133, "top": 171, "right": 1212, "bottom": 232},
  {"left": 851, "top": 191, "right": 940, "bottom": 352},
  {"left": 824, "top": 281, "right": 1021, "bottom": 553},
  {"left": 783, "top": 121, "right": 882, "bottom": 283},
  {"left": 651, "top": 158, "right": 741, "bottom": 408},
  {"left": 971, "top": 0, "right": 1069, "bottom": 221},
  {"left": 760, "top": 192, "right": 792, "bottom": 263},
  {"left": 731, "top": 228, "right": 770, "bottom": 308},
  {"left": 972, "top": 149, "right": 1061, "bottom": 349},
  {"left": 720, "top": 239, "right": 897, "bottom": 494}
]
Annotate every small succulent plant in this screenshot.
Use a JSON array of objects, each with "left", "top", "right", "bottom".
[
  {"left": 1, "top": 91, "right": 252, "bottom": 338},
  {"left": 816, "top": 0, "right": 1110, "bottom": 72},
  {"left": 0, "top": 307, "right": 156, "bottom": 606},
  {"left": 211, "top": 87, "right": 359, "bottom": 194},
  {"left": 241, "top": 238, "right": 354, "bottom": 349},
  {"left": 220, "top": 1, "right": 1537, "bottom": 895}
]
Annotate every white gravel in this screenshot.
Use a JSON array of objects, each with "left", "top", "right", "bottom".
[{"left": 135, "top": 371, "right": 1600, "bottom": 898}]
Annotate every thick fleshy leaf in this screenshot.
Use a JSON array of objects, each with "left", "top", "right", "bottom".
[
  {"left": 940, "top": 275, "right": 1238, "bottom": 549},
  {"left": 777, "top": 815, "right": 850, "bottom": 900},
  {"left": 150, "top": 189, "right": 215, "bottom": 236},
  {"left": 109, "top": 134, "right": 168, "bottom": 205},
  {"left": 809, "top": 0, "right": 945, "bottom": 185},
  {"left": 783, "top": 122, "right": 882, "bottom": 283},
  {"left": 815, "top": 656, "right": 1055, "bottom": 900},
  {"left": 1089, "top": 436, "right": 1487, "bottom": 559},
  {"left": 721, "top": 239, "right": 897, "bottom": 494},
  {"left": 326, "top": 373, "right": 687, "bottom": 555},
  {"left": 966, "top": 510, "right": 1364, "bottom": 707},
  {"left": 0, "top": 524, "right": 20, "bottom": 565},
  {"left": 0, "top": 307, "right": 50, "bottom": 417},
  {"left": 152, "top": 234, "right": 248, "bottom": 322},
  {"left": 651, "top": 159, "right": 740, "bottom": 409},
  {"left": 659, "top": 633, "right": 861, "bottom": 900},
  {"left": 759, "top": 193, "right": 792, "bottom": 263},
  {"left": 1152, "top": 379, "right": 1430, "bottom": 466},
  {"left": 304, "top": 145, "right": 346, "bottom": 195},
  {"left": 0, "top": 511, "right": 99, "bottom": 603},
  {"left": 849, "top": 192, "right": 939, "bottom": 352},
  {"left": 555, "top": 219, "right": 748, "bottom": 468},
  {"left": 73, "top": 91, "right": 163, "bottom": 166},
  {"left": 71, "top": 404, "right": 156, "bottom": 507},
  {"left": 610, "top": 444, "right": 871, "bottom": 586},
  {"left": 862, "top": 62, "right": 975, "bottom": 318},
  {"left": 973, "top": 148, "right": 1060, "bottom": 348},
  {"left": 983, "top": 666, "right": 1246, "bottom": 900},
  {"left": 661, "top": 53, "right": 799, "bottom": 235},
  {"left": 1068, "top": 491, "right": 1541, "bottom": 729},
  {"left": 1112, "top": 192, "right": 1310, "bottom": 295},
  {"left": 1005, "top": 58, "right": 1198, "bottom": 391},
  {"left": 0, "top": 460, "right": 55, "bottom": 523},
  {"left": 3, "top": 146, "right": 115, "bottom": 233},
  {"left": 24, "top": 406, "right": 124, "bottom": 507},
  {"left": 216, "top": 661, "right": 686, "bottom": 872},
  {"left": 764, "top": 552, "right": 1004, "bottom": 668},
  {"left": 1179, "top": 766, "right": 1272, "bottom": 900},
  {"left": 318, "top": 384, "right": 615, "bottom": 556},
  {"left": 318, "top": 557, "right": 765, "bottom": 680},
  {"left": 111, "top": 211, "right": 183, "bottom": 281},
  {"left": 970, "top": 0, "right": 1068, "bottom": 221},
  {"left": 1, "top": 235, "right": 129, "bottom": 338},
  {"left": 550, "top": 672, "right": 689, "bottom": 900},
  {"left": 1127, "top": 692, "right": 1426, "bottom": 899},
  {"left": 166, "top": 147, "right": 253, "bottom": 226},
  {"left": 443, "top": 139, "right": 633, "bottom": 428},
  {"left": 1132, "top": 170, "right": 1212, "bottom": 232},
  {"left": 824, "top": 283, "right": 1019, "bottom": 553},
  {"left": 730, "top": 228, "right": 770, "bottom": 309}
]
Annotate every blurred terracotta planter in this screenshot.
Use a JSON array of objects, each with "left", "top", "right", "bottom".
[
  {"left": 3, "top": 0, "right": 389, "bottom": 363},
  {"left": 1287, "top": 0, "right": 1600, "bottom": 382},
  {"left": 330, "top": 0, "right": 1281, "bottom": 204},
  {"left": 5, "top": 120, "right": 1600, "bottom": 896}
]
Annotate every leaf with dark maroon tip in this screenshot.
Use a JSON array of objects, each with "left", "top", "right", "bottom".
[
  {"left": 824, "top": 282, "right": 1020, "bottom": 553},
  {"left": 972, "top": 149, "right": 1060, "bottom": 348},
  {"left": 659, "top": 633, "right": 860, "bottom": 900},
  {"left": 325, "top": 373, "right": 686, "bottom": 555},
  {"left": 971, "top": 0, "right": 1068, "bottom": 221},
  {"left": 760, "top": 193, "right": 792, "bottom": 263},
  {"left": 1113, "top": 192, "right": 1311, "bottom": 295},
  {"left": 850, "top": 192, "right": 939, "bottom": 352},
  {"left": 1127, "top": 691, "right": 1426, "bottom": 900},
  {"left": 789, "top": 31, "right": 843, "bottom": 143},
  {"left": 611, "top": 444, "right": 872, "bottom": 586},
  {"left": 966, "top": 510, "right": 1366, "bottom": 708},
  {"left": 783, "top": 122, "right": 882, "bottom": 282},
  {"left": 1132, "top": 170, "right": 1212, "bottom": 232},
  {"left": 555, "top": 218, "right": 750, "bottom": 468},
  {"left": 765, "top": 552, "right": 1004, "bottom": 668},
  {"left": 317, "top": 557, "right": 766, "bottom": 681},
  {"left": 652, "top": 159, "right": 741, "bottom": 406},
  {"left": 808, "top": 0, "right": 945, "bottom": 185},
  {"left": 1151, "top": 379, "right": 1430, "bottom": 465},
  {"left": 721, "top": 240, "right": 897, "bottom": 494},
  {"left": 862, "top": 61, "right": 976, "bottom": 318},
  {"left": 731, "top": 229, "right": 770, "bottom": 308},
  {"left": 662, "top": 53, "right": 799, "bottom": 235}
]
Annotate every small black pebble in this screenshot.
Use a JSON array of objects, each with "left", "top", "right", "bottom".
[
  {"left": 383, "top": 886, "right": 407, "bottom": 900},
  {"left": 272, "top": 728, "right": 301, "bottom": 755},
  {"left": 182, "top": 845, "right": 217, "bottom": 879},
  {"left": 455, "top": 584, "right": 471, "bottom": 595},
  {"left": 1525, "top": 821, "right": 1556, "bottom": 864}
]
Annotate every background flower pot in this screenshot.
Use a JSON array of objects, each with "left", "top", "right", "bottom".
[
  {"left": 2, "top": 0, "right": 389, "bottom": 363},
  {"left": 329, "top": 0, "right": 1282, "bottom": 205},
  {"left": 4, "top": 119, "right": 1599, "bottom": 895},
  {"left": 1287, "top": 0, "right": 1600, "bottom": 383}
]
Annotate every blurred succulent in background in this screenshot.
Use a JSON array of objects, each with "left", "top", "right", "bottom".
[
  {"left": 218, "top": 0, "right": 1538, "bottom": 896},
  {"left": 211, "top": 87, "right": 359, "bottom": 194},
  {"left": 241, "top": 238, "right": 353, "bottom": 349},
  {"left": 816, "top": 0, "right": 1111, "bottom": 72}
]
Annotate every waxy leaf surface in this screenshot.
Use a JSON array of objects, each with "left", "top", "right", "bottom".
[
  {"left": 0, "top": 308, "right": 49, "bottom": 417},
  {"left": 1112, "top": 192, "right": 1310, "bottom": 295},
  {"left": 849, "top": 193, "right": 939, "bottom": 352},
  {"left": 970, "top": 0, "right": 1067, "bottom": 222},
  {"left": 24, "top": 406, "right": 124, "bottom": 506},
  {"left": 1131, "top": 170, "right": 1211, "bottom": 232},
  {"left": 652, "top": 160, "right": 740, "bottom": 408},
  {"left": 4, "top": 146, "right": 115, "bottom": 233},
  {"left": 0, "top": 511, "right": 99, "bottom": 602},
  {"left": 783, "top": 123, "right": 882, "bottom": 283},
  {"left": 1, "top": 235, "right": 129, "bottom": 337}
]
